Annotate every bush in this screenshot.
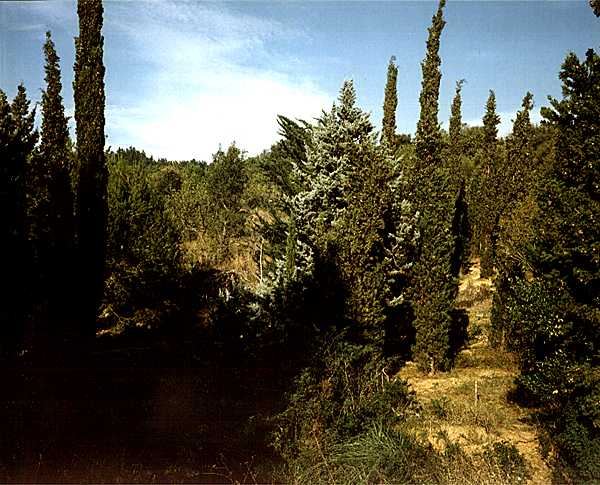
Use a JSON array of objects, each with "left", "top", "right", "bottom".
[
  {"left": 271, "top": 332, "right": 414, "bottom": 473},
  {"left": 102, "top": 155, "right": 183, "bottom": 332},
  {"left": 482, "top": 441, "right": 530, "bottom": 483}
]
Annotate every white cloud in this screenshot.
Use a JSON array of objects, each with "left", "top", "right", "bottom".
[
  {"left": 107, "top": 72, "right": 329, "bottom": 161},
  {"left": 104, "top": 1, "right": 330, "bottom": 160}
]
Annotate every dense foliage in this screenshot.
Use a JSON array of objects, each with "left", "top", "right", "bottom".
[
  {"left": 409, "top": 0, "right": 465, "bottom": 372},
  {"left": 1, "top": 0, "right": 599, "bottom": 481},
  {"left": 381, "top": 56, "right": 399, "bottom": 149},
  {"left": 496, "top": 48, "right": 600, "bottom": 480},
  {"left": 73, "top": 0, "right": 107, "bottom": 344}
]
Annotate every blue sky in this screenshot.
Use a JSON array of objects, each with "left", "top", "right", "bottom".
[{"left": 1, "top": 1, "right": 599, "bottom": 161}]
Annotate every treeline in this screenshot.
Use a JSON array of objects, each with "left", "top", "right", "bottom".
[
  {"left": 1, "top": 0, "right": 105, "bottom": 363},
  {"left": 1, "top": 0, "right": 599, "bottom": 481}
]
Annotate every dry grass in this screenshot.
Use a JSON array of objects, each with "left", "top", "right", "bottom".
[{"left": 397, "top": 259, "right": 552, "bottom": 485}]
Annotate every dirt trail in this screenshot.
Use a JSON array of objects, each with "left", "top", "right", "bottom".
[{"left": 398, "top": 260, "right": 551, "bottom": 484}]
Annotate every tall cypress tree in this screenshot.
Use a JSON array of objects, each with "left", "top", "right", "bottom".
[
  {"left": 41, "top": 32, "right": 70, "bottom": 177},
  {"left": 35, "top": 31, "right": 76, "bottom": 352},
  {"left": 381, "top": 56, "right": 398, "bottom": 149},
  {"left": 410, "top": 0, "right": 462, "bottom": 373},
  {"left": 73, "top": 0, "right": 107, "bottom": 342},
  {"left": 490, "top": 92, "right": 536, "bottom": 348},
  {"left": 414, "top": 0, "right": 445, "bottom": 172},
  {"left": 449, "top": 79, "right": 465, "bottom": 145},
  {"left": 505, "top": 92, "right": 534, "bottom": 194},
  {"left": 447, "top": 79, "right": 469, "bottom": 274},
  {"left": 471, "top": 90, "right": 501, "bottom": 277},
  {"left": 0, "top": 86, "right": 38, "bottom": 357},
  {"left": 507, "top": 49, "right": 600, "bottom": 478}
]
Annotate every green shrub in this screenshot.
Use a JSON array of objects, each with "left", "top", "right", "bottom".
[
  {"left": 271, "top": 333, "right": 414, "bottom": 468},
  {"left": 482, "top": 441, "right": 530, "bottom": 483},
  {"left": 102, "top": 155, "right": 182, "bottom": 332}
]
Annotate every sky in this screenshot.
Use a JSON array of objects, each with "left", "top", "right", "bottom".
[{"left": 1, "top": 1, "right": 599, "bottom": 162}]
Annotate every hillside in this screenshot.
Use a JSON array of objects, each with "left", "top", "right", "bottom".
[{"left": 398, "top": 260, "right": 551, "bottom": 484}]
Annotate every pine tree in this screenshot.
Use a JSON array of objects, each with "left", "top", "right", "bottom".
[
  {"left": 73, "top": 0, "right": 107, "bottom": 341},
  {"left": 381, "top": 56, "right": 398, "bottom": 149},
  {"left": 410, "top": 0, "right": 463, "bottom": 373}
]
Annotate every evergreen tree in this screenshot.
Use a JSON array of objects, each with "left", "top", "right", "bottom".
[
  {"left": 447, "top": 78, "right": 469, "bottom": 274},
  {"left": 414, "top": 0, "right": 445, "bottom": 172},
  {"left": 490, "top": 92, "right": 537, "bottom": 348},
  {"left": 205, "top": 144, "right": 249, "bottom": 263},
  {"left": 381, "top": 56, "right": 398, "bottom": 149},
  {"left": 410, "top": 0, "right": 463, "bottom": 373},
  {"left": 591, "top": 0, "right": 600, "bottom": 16},
  {"left": 73, "top": 0, "right": 107, "bottom": 342},
  {"left": 507, "top": 48, "right": 600, "bottom": 479},
  {"left": 279, "top": 80, "right": 417, "bottom": 349},
  {"left": 482, "top": 90, "right": 500, "bottom": 149},
  {"left": 294, "top": 80, "right": 372, "bottom": 250},
  {"left": 30, "top": 31, "right": 77, "bottom": 354},
  {"left": 103, "top": 154, "right": 183, "bottom": 331},
  {"left": 449, "top": 79, "right": 465, "bottom": 146},
  {"left": 470, "top": 90, "right": 502, "bottom": 277},
  {"left": 41, "top": 32, "right": 71, "bottom": 181},
  {"left": 504, "top": 92, "right": 534, "bottom": 207},
  {"left": 0, "top": 86, "right": 38, "bottom": 357}
]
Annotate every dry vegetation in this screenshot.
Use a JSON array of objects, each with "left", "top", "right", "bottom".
[{"left": 398, "top": 259, "right": 552, "bottom": 484}]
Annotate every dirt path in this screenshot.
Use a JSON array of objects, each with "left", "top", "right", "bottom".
[{"left": 398, "top": 260, "right": 552, "bottom": 484}]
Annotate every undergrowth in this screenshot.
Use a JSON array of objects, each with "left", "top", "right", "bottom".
[{"left": 269, "top": 330, "right": 531, "bottom": 484}]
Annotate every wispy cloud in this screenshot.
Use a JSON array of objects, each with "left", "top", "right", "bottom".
[
  {"left": 1, "top": 1, "right": 77, "bottom": 34},
  {"left": 104, "top": 2, "right": 330, "bottom": 161}
]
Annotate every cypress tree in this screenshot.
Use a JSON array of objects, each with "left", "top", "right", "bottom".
[
  {"left": 471, "top": 90, "right": 501, "bottom": 277},
  {"left": 381, "top": 56, "right": 398, "bottom": 149},
  {"left": 449, "top": 79, "right": 465, "bottom": 146},
  {"left": 41, "top": 32, "right": 70, "bottom": 177},
  {"left": 34, "top": 31, "right": 76, "bottom": 352},
  {"left": 414, "top": 0, "right": 445, "bottom": 172},
  {"left": 73, "top": 0, "right": 107, "bottom": 341},
  {"left": 482, "top": 90, "right": 500, "bottom": 149},
  {"left": 41, "top": 30, "right": 74, "bottom": 247},
  {"left": 0, "top": 86, "right": 38, "bottom": 357},
  {"left": 504, "top": 92, "right": 534, "bottom": 205},
  {"left": 410, "top": 0, "right": 463, "bottom": 373},
  {"left": 507, "top": 49, "right": 600, "bottom": 478},
  {"left": 447, "top": 78, "right": 469, "bottom": 274},
  {"left": 490, "top": 92, "right": 536, "bottom": 348}
]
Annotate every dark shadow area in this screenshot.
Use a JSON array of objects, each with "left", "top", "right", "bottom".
[
  {"left": 450, "top": 308, "right": 469, "bottom": 357},
  {"left": 0, "top": 346, "right": 293, "bottom": 483}
]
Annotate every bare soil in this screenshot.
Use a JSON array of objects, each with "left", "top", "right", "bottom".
[{"left": 398, "top": 259, "right": 552, "bottom": 485}]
